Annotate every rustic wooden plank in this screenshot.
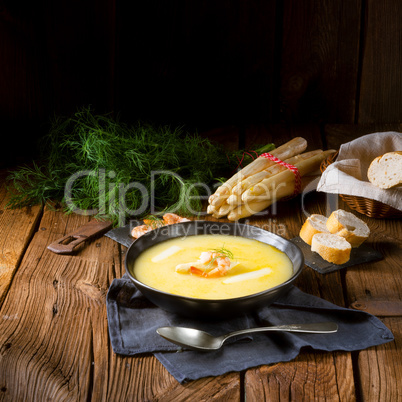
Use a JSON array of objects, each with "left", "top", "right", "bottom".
[
  {"left": 350, "top": 300, "right": 402, "bottom": 317},
  {"left": 0, "top": 207, "right": 121, "bottom": 401},
  {"left": 242, "top": 125, "right": 356, "bottom": 399},
  {"left": 358, "top": 0, "right": 402, "bottom": 123},
  {"left": 357, "top": 317, "right": 402, "bottom": 401},
  {"left": 323, "top": 124, "right": 402, "bottom": 400},
  {"left": 115, "top": 0, "right": 277, "bottom": 127},
  {"left": 104, "top": 352, "right": 240, "bottom": 401},
  {"left": 44, "top": 0, "right": 116, "bottom": 115},
  {"left": 0, "top": 205, "right": 241, "bottom": 400},
  {"left": 345, "top": 219, "right": 402, "bottom": 312},
  {"left": 199, "top": 125, "right": 240, "bottom": 152},
  {"left": 0, "top": 170, "right": 42, "bottom": 307},
  {"left": 324, "top": 124, "right": 402, "bottom": 150},
  {"left": 0, "top": 5, "right": 45, "bottom": 119},
  {"left": 0, "top": 1, "right": 116, "bottom": 168},
  {"left": 0, "top": 5, "right": 48, "bottom": 167},
  {"left": 245, "top": 352, "right": 355, "bottom": 401},
  {"left": 244, "top": 123, "right": 324, "bottom": 152},
  {"left": 280, "top": 0, "right": 361, "bottom": 123},
  {"left": 244, "top": 196, "right": 355, "bottom": 399}
]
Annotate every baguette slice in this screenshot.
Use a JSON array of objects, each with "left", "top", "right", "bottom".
[
  {"left": 311, "top": 233, "right": 351, "bottom": 265},
  {"left": 367, "top": 151, "right": 402, "bottom": 189},
  {"left": 326, "top": 209, "right": 370, "bottom": 247},
  {"left": 299, "top": 214, "right": 329, "bottom": 245}
]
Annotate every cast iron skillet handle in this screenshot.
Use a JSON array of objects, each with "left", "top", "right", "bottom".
[{"left": 47, "top": 220, "right": 113, "bottom": 254}]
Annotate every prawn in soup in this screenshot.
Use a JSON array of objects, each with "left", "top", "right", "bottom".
[{"left": 132, "top": 234, "right": 293, "bottom": 300}]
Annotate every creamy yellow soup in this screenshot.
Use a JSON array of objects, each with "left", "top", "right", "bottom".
[{"left": 132, "top": 234, "right": 293, "bottom": 300}]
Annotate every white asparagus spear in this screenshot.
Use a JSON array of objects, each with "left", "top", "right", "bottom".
[
  {"left": 175, "top": 261, "right": 205, "bottom": 273},
  {"left": 176, "top": 260, "right": 239, "bottom": 273},
  {"left": 227, "top": 175, "right": 320, "bottom": 221},
  {"left": 226, "top": 193, "right": 241, "bottom": 206},
  {"left": 209, "top": 137, "right": 308, "bottom": 208},
  {"left": 243, "top": 177, "right": 297, "bottom": 203},
  {"left": 242, "top": 150, "right": 336, "bottom": 200},
  {"left": 213, "top": 202, "right": 238, "bottom": 218},
  {"left": 231, "top": 149, "right": 323, "bottom": 197},
  {"left": 227, "top": 199, "right": 274, "bottom": 221},
  {"left": 207, "top": 200, "right": 238, "bottom": 218},
  {"left": 222, "top": 267, "right": 273, "bottom": 284},
  {"left": 244, "top": 175, "right": 325, "bottom": 203},
  {"left": 207, "top": 204, "right": 218, "bottom": 215}
]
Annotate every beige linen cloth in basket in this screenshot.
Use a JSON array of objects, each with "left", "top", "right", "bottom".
[{"left": 317, "top": 132, "right": 402, "bottom": 211}]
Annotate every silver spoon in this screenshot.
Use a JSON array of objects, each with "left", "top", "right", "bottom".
[{"left": 157, "top": 322, "right": 338, "bottom": 351}]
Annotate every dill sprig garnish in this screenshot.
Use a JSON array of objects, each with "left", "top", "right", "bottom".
[
  {"left": 205, "top": 246, "right": 235, "bottom": 267},
  {"left": 211, "top": 246, "right": 235, "bottom": 260},
  {"left": 6, "top": 107, "right": 275, "bottom": 225}
]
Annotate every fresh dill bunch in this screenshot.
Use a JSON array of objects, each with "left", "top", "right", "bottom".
[{"left": 6, "top": 107, "right": 274, "bottom": 225}]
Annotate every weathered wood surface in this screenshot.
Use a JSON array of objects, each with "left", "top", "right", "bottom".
[
  {"left": 280, "top": 0, "right": 361, "bottom": 123},
  {"left": 324, "top": 124, "right": 402, "bottom": 150},
  {"left": 325, "top": 124, "right": 402, "bottom": 402},
  {"left": 358, "top": 0, "right": 402, "bottom": 124},
  {"left": 357, "top": 317, "right": 402, "bottom": 401},
  {"left": 4, "top": 0, "right": 402, "bottom": 169},
  {"left": 0, "top": 125, "right": 401, "bottom": 401},
  {"left": 242, "top": 125, "right": 355, "bottom": 400},
  {"left": 0, "top": 171, "right": 42, "bottom": 308},
  {"left": 0, "top": 206, "right": 241, "bottom": 401}
]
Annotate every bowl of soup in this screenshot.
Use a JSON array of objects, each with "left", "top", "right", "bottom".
[{"left": 125, "top": 221, "right": 304, "bottom": 318}]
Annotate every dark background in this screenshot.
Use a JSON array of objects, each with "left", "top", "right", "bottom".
[{"left": 1, "top": 0, "right": 401, "bottom": 168}]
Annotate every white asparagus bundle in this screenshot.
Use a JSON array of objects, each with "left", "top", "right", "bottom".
[
  {"left": 227, "top": 149, "right": 323, "bottom": 205},
  {"left": 242, "top": 149, "right": 336, "bottom": 201},
  {"left": 208, "top": 137, "right": 308, "bottom": 209},
  {"left": 227, "top": 175, "right": 321, "bottom": 221},
  {"left": 217, "top": 149, "right": 336, "bottom": 221}
]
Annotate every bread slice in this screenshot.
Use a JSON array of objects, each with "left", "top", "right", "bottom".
[
  {"left": 326, "top": 209, "right": 370, "bottom": 247},
  {"left": 311, "top": 233, "right": 351, "bottom": 265},
  {"left": 299, "top": 214, "right": 329, "bottom": 245},
  {"left": 367, "top": 151, "right": 402, "bottom": 189}
]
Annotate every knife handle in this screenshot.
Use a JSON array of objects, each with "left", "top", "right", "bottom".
[{"left": 47, "top": 220, "right": 112, "bottom": 254}]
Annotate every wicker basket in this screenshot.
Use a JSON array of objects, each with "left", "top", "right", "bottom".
[{"left": 320, "top": 151, "right": 402, "bottom": 219}]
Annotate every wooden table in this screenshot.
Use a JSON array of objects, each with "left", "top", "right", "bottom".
[{"left": 0, "top": 125, "right": 401, "bottom": 401}]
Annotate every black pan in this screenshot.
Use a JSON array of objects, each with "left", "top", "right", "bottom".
[{"left": 124, "top": 221, "right": 304, "bottom": 319}]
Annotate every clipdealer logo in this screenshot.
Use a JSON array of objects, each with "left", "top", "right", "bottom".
[{"left": 63, "top": 168, "right": 339, "bottom": 229}]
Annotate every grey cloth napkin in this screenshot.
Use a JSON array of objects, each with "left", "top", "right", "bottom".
[{"left": 106, "top": 274, "right": 394, "bottom": 384}]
